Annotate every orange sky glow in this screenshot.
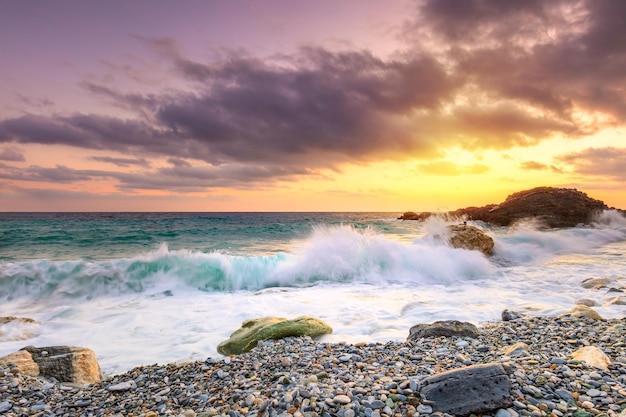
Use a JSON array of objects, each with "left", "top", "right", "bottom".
[{"left": 1, "top": 0, "right": 625, "bottom": 212}]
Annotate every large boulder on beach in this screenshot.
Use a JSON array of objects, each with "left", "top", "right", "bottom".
[
  {"left": 407, "top": 320, "right": 479, "bottom": 342},
  {"left": 447, "top": 224, "right": 494, "bottom": 255},
  {"left": 0, "top": 345, "right": 102, "bottom": 385},
  {"left": 217, "top": 316, "right": 333, "bottom": 355},
  {"left": 419, "top": 362, "right": 513, "bottom": 415}
]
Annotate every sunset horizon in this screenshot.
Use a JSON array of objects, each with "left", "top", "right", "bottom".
[{"left": 1, "top": 0, "right": 625, "bottom": 212}]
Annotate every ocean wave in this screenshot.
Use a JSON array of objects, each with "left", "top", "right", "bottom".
[
  {"left": 490, "top": 209, "right": 626, "bottom": 265},
  {"left": 0, "top": 225, "right": 494, "bottom": 301},
  {"left": 1, "top": 215, "right": 624, "bottom": 301}
]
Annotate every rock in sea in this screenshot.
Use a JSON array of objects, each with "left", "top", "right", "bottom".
[
  {"left": 447, "top": 224, "right": 495, "bottom": 255},
  {"left": 217, "top": 316, "right": 333, "bottom": 355},
  {"left": 562, "top": 305, "right": 604, "bottom": 320}
]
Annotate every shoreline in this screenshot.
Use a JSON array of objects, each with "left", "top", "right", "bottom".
[{"left": 2, "top": 313, "right": 626, "bottom": 417}]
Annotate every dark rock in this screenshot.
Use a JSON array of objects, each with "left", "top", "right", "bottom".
[
  {"left": 407, "top": 320, "right": 479, "bottom": 342},
  {"left": 398, "top": 211, "right": 434, "bottom": 221},
  {"left": 453, "top": 187, "right": 608, "bottom": 228},
  {"left": 419, "top": 362, "right": 513, "bottom": 415},
  {"left": 401, "top": 187, "right": 614, "bottom": 228},
  {"left": 502, "top": 309, "right": 523, "bottom": 321}
]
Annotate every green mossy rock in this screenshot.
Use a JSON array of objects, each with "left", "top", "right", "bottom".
[{"left": 217, "top": 316, "right": 333, "bottom": 355}]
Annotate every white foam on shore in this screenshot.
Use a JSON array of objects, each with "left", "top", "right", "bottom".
[{"left": 1, "top": 214, "right": 626, "bottom": 376}]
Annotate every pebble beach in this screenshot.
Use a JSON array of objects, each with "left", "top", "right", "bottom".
[{"left": 2, "top": 312, "right": 626, "bottom": 417}]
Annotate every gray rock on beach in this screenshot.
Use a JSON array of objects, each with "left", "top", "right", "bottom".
[
  {"left": 419, "top": 362, "right": 513, "bottom": 415},
  {"left": 0, "top": 345, "right": 102, "bottom": 385},
  {"left": 407, "top": 320, "right": 479, "bottom": 341},
  {"left": 501, "top": 309, "right": 523, "bottom": 321}
]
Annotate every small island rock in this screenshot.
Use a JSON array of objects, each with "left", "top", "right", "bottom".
[{"left": 401, "top": 187, "right": 614, "bottom": 228}]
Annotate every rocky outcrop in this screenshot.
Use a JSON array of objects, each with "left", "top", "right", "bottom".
[
  {"left": 0, "top": 345, "right": 102, "bottom": 385},
  {"left": 217, "top": 316, "right": 333, "bottom": 356},
  {"left": 407, "top": 320, "right": 479, "bottom": 342},
  {"left": 418, "top": 362, "right": 513, "bottom": 415},
  {"left": 401, "top": 187, "right": 613, "bottom": 228},
  {"left": 447, "top": 224, "right": 494, "bottom": 255}
]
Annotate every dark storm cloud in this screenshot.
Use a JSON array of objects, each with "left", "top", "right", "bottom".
[
  {"left": 414, "top": 0, "right": 626, "bottom": 122},
  {"left": 0, "top": 113, "right": 166, "bottom": 150},
  {"left": 0, "top": 0, "right": 624, "bottom": 190},
  {"left": 557, "top": 147, "right": 626, "bottom": 180}
]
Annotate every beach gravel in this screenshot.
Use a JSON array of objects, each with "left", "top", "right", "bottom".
[{"left": 1, "top": 314, "right": 626, "bottom": 417}]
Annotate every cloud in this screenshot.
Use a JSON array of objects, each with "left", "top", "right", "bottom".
[
  {"left": 557, "top": 146, "right": 626, "bottom": 180},
  {"left": 0, "top": 158, "right": 319, "bottom": 192},
  {"left": 1, "top": 0, "right": 625, "bottom": 192},
  {"left": 410, "top": 0, "right": 626, "bottom": 124},
  {"left": 520, "top": 161, "right": 548, "bottom": 170},
  {"left": 89, "top": 156, "right": 152, "bottom": 168},
  {"left": 0, "top": 147, "right": 25, "bottom": 162},
  {"left": 416, "top": 161, "right": 489, "bottom": 176},
  {"left": 0, "top": 164, "right": 111, "bottom": 183}
]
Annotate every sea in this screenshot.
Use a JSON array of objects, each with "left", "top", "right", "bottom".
[{"left": 1, "top": 211, "right": 626, "bottom": 376}]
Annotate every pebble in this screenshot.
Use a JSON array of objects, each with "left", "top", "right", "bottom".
[
  {"left": 1, "top": 316, "right": 626, "bottom": 417},
  {"left": 333, "top": 394, "right": 351, "bottom": 404}
]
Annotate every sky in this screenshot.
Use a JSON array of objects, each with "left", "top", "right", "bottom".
[{"left": 1, "top": 0, "right": 625, "bottom": 212}]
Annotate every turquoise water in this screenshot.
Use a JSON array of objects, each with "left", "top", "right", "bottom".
[
  {"left": 0, "top": 212, "right": 413, "bottom": 260},
  {"left": 1, "top": 211, "right": 625, "bottom": 375}
]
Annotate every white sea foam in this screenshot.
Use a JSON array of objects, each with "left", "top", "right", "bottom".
[{"left": 1, "top": 215, "right": 626, "bottom": 376}]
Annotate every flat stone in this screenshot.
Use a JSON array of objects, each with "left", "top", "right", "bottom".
[
  {"left": 407, "top": 320, "right": 479, "bottom": 341},
  {"left": 0, "top": 400, "right": 12, "bottom": 413},
  {"left": 419, "top": 362, "right": 512, "bottom": 415},
  {"left": 217, "top": 316, "right": 332, "bottom": 355},
  {"left": 107, "top": 380, "right": 136, "bottom": 391},
  {"left": 503, "top": 342, "right": 530, "bottom": 357},
  {"left": 333, "top": 394, "right": 351, "bottom": 405}
]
